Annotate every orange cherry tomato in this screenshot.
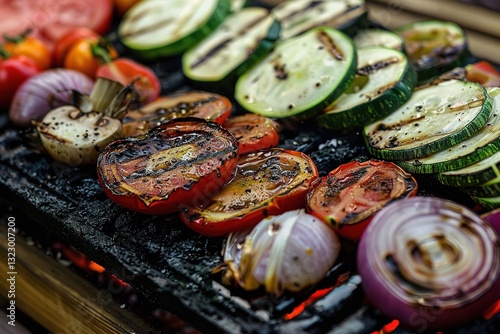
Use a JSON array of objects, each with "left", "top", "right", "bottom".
[
  {"left": 64, "top": 38, "right": 117, "bottom": 78},
  {"left": 52, "top": 28, "right": 99, "bottom": 67},
  {"left": 2, "top": 34, "right": 51, "bottom": 69}
]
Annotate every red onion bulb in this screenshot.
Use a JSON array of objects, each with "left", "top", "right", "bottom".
[
  {"left": 357, "top": 197, "right": 500, "bottom": 330},
  {"left": 222, "top": 209, "right": 341, "bottom": 296}
]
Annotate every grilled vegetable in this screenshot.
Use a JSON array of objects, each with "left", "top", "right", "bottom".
[
  {"left": 97, "top": 118, "right": 239, "bottom": 215},
  {"left": 306, "top": 160, "right": 417, "bottom": 240},
  {"left": 481, "top": 208, "right": 500, "bottom": 235},
  {"left": 122, "top": 91, "right": 233, "bottom": 137},
  {"left": 223, "top": 113, "right": 280, "bottom": 154},
  {"left": 9, "top": 69, "right": 94, "bottom": 128},
  {"left": 182, "top": 7, "right": 280, "bottom": 86},
  {"left": 37, "top": 78, "right": 130, "bottom": 166},
  {"left": 364, "top": 80, "right": 493, "bottom": 161},
  {"left": 465, "top": 60, "right": 500, "bottom": 87},
  {"left": 272, "top": 0, "right": 367, "bottom": 39},
  {"left": 316, "top": 46, "right": 416, "bottom": 130},
  {"left": 436, "top": 149, "right": 500, "bottom": 187},
  {"left": 0, "top": 55, "right": 40, "bottom": 110},
  {"left": 397, "top": 20, "right": 468, "bottom": 81},
  {"left": 353, "top": 29, "right": 404, "bottom": 50},
  {"left": 118, "top": 0, "right": 231, "bottom": 59},
  {"left": 179, "top": 148, "right": 319, "bottom": 236},
  {"left": 357, "top": 197, "right": 500, "bottom": 330},
  {"left": 397, "top": 87, "right": 500, "bottom": 174},
  {"left": 235, "top": 26, "right": 356, "bottom": 120},
  {"left": 472, "top": 195, "right": 500, "bottom": 211},
  {"left": 463, "top": 174, "right": 500, "bottom": 198},
  {"left": 1, "top": 30, "right": 51, "bottom": 70},
  {"left": 217, "top": 209, "right": 341, "bottom": 296}
]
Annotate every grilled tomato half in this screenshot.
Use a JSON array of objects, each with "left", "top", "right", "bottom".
[
  {"left": 179, "top": 148, "right": 319, "bottom": 236},
  {"left": 306, "top": 159, "right": 418, "bottom": 240},
  {"left": 97, "top": 118, "right": 239, "bottom": 215}
]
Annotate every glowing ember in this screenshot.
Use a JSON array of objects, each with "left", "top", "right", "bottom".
[{"left": 284, "top": 287, "right": 334, "bottom": 320}]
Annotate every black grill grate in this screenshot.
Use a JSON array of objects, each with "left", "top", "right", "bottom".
[{"left": 1, "top": 111, "right": 498, "bottom": 334}]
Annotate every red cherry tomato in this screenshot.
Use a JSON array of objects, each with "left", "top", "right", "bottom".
[
  {"left": 52, "top": 28, "right": 100, "bottom": 67},
  {"left": 223, "top": 113, "right": 280, "bottom": 154},
  {"left": 179, "top": 148, "right": 319, "bottom": 237},
  {"left": 0, "top": 0, "right": 112, "bottom": 46},
  {"left": 0, "top": 55, "right": 41, "bottom": 109},
  {"left": 97, "top": 118, "right": 239, "bottom": 215},
  {"left": 465, "top": 61, "right": 500, "bottom": 87},
  {"left": 306, "top": 159, "right": 418, "bottom": 240},
  {"left": 96, "top": 58, "right": 161, "bottom": 104},
  {"left": 122, "top": 91, "right": 233, "bottom": 137}
]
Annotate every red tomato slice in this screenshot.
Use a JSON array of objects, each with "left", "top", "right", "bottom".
[
  {"left": 179, "top": 148, "right": 319, "bottom": 237},
  {"left": 122, "top": 91, "right": 233, "bottom": 137},
  {"left": 0, "top": 0, "right": 112, "bottom": 46},
  {"left": 465, "top": 61, "right": 500, "bottom": 87},
  {"left": 96, "top": 58, "right": 161, "bottom": 104},
  {"left": 223, "top": 114, "right": 280, "bottom": 154},
  {"left": 306, "top": 159, "right": 418, "bottom": 241},
  {"left": 97, "top": 118, "right": 239, "bottom": 215}
]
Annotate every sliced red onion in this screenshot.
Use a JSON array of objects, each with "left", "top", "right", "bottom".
[
  {"left": 222, "top": 209, "right": 341, "bottom": 296},
  {"left": 481, "top": 208, "right": 500, "bottom": 236},
  {"left": 9, "top": 69, "right": 94, "bottom": 128},
  {"left": 357, "top": 197, "right": 500, "bottom": 330}
]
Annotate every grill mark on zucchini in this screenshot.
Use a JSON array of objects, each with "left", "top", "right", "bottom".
[
  {"left": 357, "top": 57, "right": 400, "bottom": 76},
  {"left": 278, "top": 0, "right": 323, "bottom": 21},
  {"left": 316, "top": 31, "right": 344, "bottom": 61},
  {"left": 189, "top": 14, "right": 267, "bottom": 69},
  {"left": 361, "top": 82, "right": 398, "bottom": 100},
  {"left": 120, "top": 19, "right": 173, "bottom": 38},
  {"left": 271, "top": 55, "right": 288, "bottom": 80}
]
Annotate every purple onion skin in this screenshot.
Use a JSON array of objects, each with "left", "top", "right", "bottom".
[
  {"left": 9, "top": 69, "right": 94, "bottom": 128},
  {"left": 357, "top": 197, "right": 500, "bottom": 331},
  {"left": 482, "top": 208, "right": 500, "bottom": 236}
]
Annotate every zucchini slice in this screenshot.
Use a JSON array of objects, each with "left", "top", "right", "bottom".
[
  {"left": 472, "top": 195, "right": 500, "bottom": 211},
  {"left": 182, "top": 7, "right": 280, "bottom": 86},
  {"left": 118, "top": 0, "right": 231, "bottom": 59},
  {"left": 436, "top": 150, "right": 500, "bottom": 187},
  {"left": 363, "top": 80, "right": 493, "bottom": 161},
  {"left": 230, "top": 0, "right": 247, "bottom": 12},
  {"left": 272, "top": 0, "right": 367, "bottom": 39},
  {"left": 397, "top": 20, "right": 468, "bottom": 81},
  {"left": 397, "top": 87, "right": 500, "bottom": 174},
  {"left": 316, "top": 46, "right": 416, "bottom": 130},
  {"left": 235, "top": 27, "right": 356, "bottom": 120},
  {"left": 353, "top": 29, "right": 404, "bottom": 50},
  {"left": 463, "top": 174, "right": 500, "bottom": 198}
]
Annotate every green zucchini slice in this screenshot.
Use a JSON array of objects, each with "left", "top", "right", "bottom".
[
  {"left": 118, "top": 0, "right": 231, "bottom": 59},
  {"left": 463, "top": 174, "right": 500, "bottom": 198},
  {"left": 230, "top": 0, "right": 247, "bottom": 12},
  {"left": 182, "top": 7, "right": 280, "bottom": 86},
  {"left": 363, "top": 80, "right": 493, "bottom": 161},
  {"left": 437, "top": 150, "right": 500, "bottom": 187},
  {"left": 316, "top": 46, "right": 416, "bottom": 130},
  {"left": 272, "top": 0, "right": 367, "bottom": 39},
  {"left": 353, "top": 29, "right": 404, "bottom": 50},
  {"left": 397, "top": 87, "right": 500, "bottom": 174},
  {"left": 397, "top": 20, "right": 468, "bottom": 81},
  {"left": 472, "top": 195, "right": 500, "bottom": 211},
  {"left": 235, "top": 27, "right": 356, "bottom": 120}
]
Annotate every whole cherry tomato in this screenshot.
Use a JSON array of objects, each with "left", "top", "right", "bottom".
[
  {"left": 465, "top": 61, "right": 500, "bottom": 87},
  {"left": 96, "top": 58, "right": 160, "bottom": 103},
  {"left": 0, "top": 55, "right": 41, "bottom": 109},
  {"left": 2, "top": 31, "right": 51, "bottom": 69},
  {"left": 64, "top": 38, "right": 118, "bottom": 78},
  {"left": 52, "top": 28, "right": 99, "bottom": 67}
]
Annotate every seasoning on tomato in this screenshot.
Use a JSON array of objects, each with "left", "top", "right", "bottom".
[
  {"left": 97, "top": 118, "right": 239, "bottom": 215},
  {"left": 306, "top": 159, "right": 418, "bottom": 241},
  {"left": 96, "top": 58, "right": 161, "bottom": 104},
  {"left": 1, "top": 30, "right": 51, "bottom": 69},
  {"left": 0, "top": 55, "right": 41, "bottom": 109},
  {"left": 223, "top": 113, "right": 280, "bottom": 154},
  {"left": 122, "top": 91, "right": 233, "bottom": 137},
  {"left": 179, "top": 148, "right": 319, "bottom": 237}
]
